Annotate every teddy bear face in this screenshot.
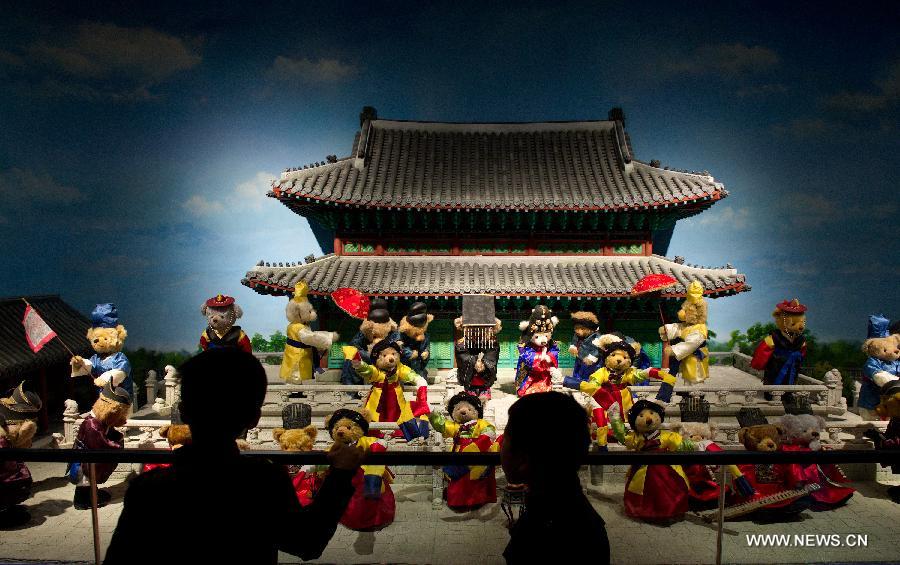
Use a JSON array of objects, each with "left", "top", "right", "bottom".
[
  {"left": 679, "top": 422, "right": 714, "bottom": 442},
  {"left": 863, "top": 336, "right": 900, "bottom": 362},
  {"left": 738, "top": 424, "right": 784, "bottom": 452},
  {"left": 780, "top": 414, "right": 824, "bottom": 447},
  {"left": 677, "top": 301, "right": 707, "bottom": 325},
  {"left": 374, "top": 345, "right": 400, "bottom": 371},
  {"left": 633, "top": 408, "right": 662, "bottom": 434},
  {"left": 328, "top": 417, "right": 366, "bottom": 445},
  {"left": 605, "top": 349, "right": 632, "bottom": 373},
  {"left": 451, "top": 399, "right": 479, "bottom": 424},
  {"left": 774, "top": 310, "right": 806, "bottom": 338},
  {"left": 87, "top": 325, "right": 127, "bottom": 355},
  {"left": 159, "top": 423, "right": 192, "bottom": 448},
  {"left": 399, "top": 314, "right": 434, "bottom": 342},
  {"left": 876, "top": 391, "right": 900, "bottom": 418},
  {"left": 529, "top": 330, "right": 552, "bottom": 348},
  {"left": 92, "top": 395, "right": 130, "bottom": 428},
  {"left": 203, "top": 304, "right": 240, "bottom": 333},
  {"left": 286, "top": 301, "right": 317, "bottom": 324},
  {"left": 573, "top": 325, "right": 594, "bottom": 339},
  {"left": 360, "top": 319, "right": 397, "bottom": 343},
  {"left": 273, "top": 425, "right": 318, "bottom": 452},
  {"left": 0, "top": 420, "right": 37, "bottom": 448}
]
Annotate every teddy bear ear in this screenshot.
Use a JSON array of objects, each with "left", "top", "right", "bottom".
[
  {"left": 85, "top": 327, "right": 94, "bottom": 339},
  {"left": 200, "top": 304, "right": 208, "bottom": 316},
  {"left": 232, "top": 304, "right": 243, "bottom": 319},
  {"left": 273, "top": 428, "right": 284, "bottom": 442},
  {"left": 453, "top": 317, "right": 462, "bottom": 329},
  {"left": 159, "top": 424, "right": 171, "bottom": 438},
  {"left": 518, "top": 320, "right": 529, "bottom": 332},
  {"left": 774, "top": 424, "right": 786, "bottom": 437},
  {"left": 303, "top": 425, "right": 318, "bottom": 442}
]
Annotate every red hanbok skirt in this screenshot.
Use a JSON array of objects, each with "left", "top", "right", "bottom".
[
  {"left": 684, "top": 464, "right": 721, "bottom": 504},
  {"left": 340, "top": 468, "right": 395, "bottom": 531},
  {"left": 624, "top": 464, "right": 689, "bottom": 521},
  {"left": 781, "top": 445, "right": 854, "bottom": 509},
  {"left": 447, "top": 472, "right": 497, "bottom": 509},
  {"left": 292, "top": 469, "right": 324, "bottom": 508}
]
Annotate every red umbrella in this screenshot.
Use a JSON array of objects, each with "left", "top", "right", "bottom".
[
  {"left": 331, "top": 288, "right": 370, "bottom": 320},
  {"left": 631, "top": 274, "right": 679, "bottom": 369}
]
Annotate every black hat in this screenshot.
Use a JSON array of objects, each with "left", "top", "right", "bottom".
[
  {"left": 282, "top": 403, "right": 313, "bottom": 430},
  {"left": 782, "top": 395, "right": 813, "bottom": 415},
  {"left": 447, "top": 392, "right": 483, "bottom": 419},
  {"left": 627, "top": 398, "right": 666, "bottom": 430},
  {"left": 326, "top": 408, "right": 369, "bottom": 435},
  {"left": 367, "top": 298, "right": 391, "bottom": 324},
  {"left": 603, "top": 339, "right": 636, "bottom": 361},
  {"left": 679, "top": 397, "right": 710, "bottom": 423},
  {"left": 100, "top": 381, "right": 132, "bottom": 405},
  {"left": 0, "top": 382, "right": 42, "bottom": 424},
  {"left": 370, "top": 336, "right": 403, "bottom": 359},
  {"left": 519, "top": 304, "right": 557, "bottom": 335},
  {"left": 737, "top": 407, "right": 768, "bottom": 428},
  {"left": 406, "top": 301, "right": 429, "bottom": 328},
  {"left": 882, "top": 380, "right": 900, "bottom": 398}
]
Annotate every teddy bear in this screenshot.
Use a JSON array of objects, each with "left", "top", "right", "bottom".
[
  {"left": 69, "top": 379, "right": 131, "bottom": 510},
  {"left": 566, "top": 311, "right": 601, "bottom": 388},
  {"left": 779, "top": 413, "right": 854, "bottom": 510},
  {"left": 0, "top": 382, "right": 42, "bottom": 527},
  {"left": 751, "top": 299, "right": 807, "bottom": 401},
  {"left": 865, "top": 380, "right": 900, "bottom": 502},
  {"left": 325, "top": 408, "right": 395, "bottom": 531},
  {"left": 341, "top": 297, "right": 398, "bottom": 386},
  {"left": 729, "top": 408, "right": 812, "bottom": 519},
  {"left": 428, "top": 392, "right": 498, "bottom": 510},
  {"left": 454, "top": 295, "right": 502, "bottom": 402},
  {"left": 674, "top": 398, "right": 754, "bottom": 510},
  {"left": 352, "top": 338, "right": 430, "bottom": 441},
  {"left": 279, "top": 282, "right": 339, "bottom": 383},
  {"left": 70, "top": 303, "right": 132, "bottom": 412},
  {"left": 858, "top": 314, "right": 900, "bottom": 420},
  {"left": 399, "top": 301, "right": 433, "bottom": 379},
  {"left": 575, "top": 337, "right": 673, "bottom": 448},
  {"left": 659, "top": 281, "right": 710, "bottom": 384},
  {"left": 613, "top": 376, "right": 692, "bottom": 522},
  {"left": 271, "top": 403, "right": 324, "bottom": 507},
  {"left": 199, "top": 294, "right": 252, "bottom": 353},
  {"left": 515, "top": 305, "right": 562, "bottom": 396}
]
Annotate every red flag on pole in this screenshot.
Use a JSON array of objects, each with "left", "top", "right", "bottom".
[{"left": 22, "top": 303, "right": 57, "bottom": 353}]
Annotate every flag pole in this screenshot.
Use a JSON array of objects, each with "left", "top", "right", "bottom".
[{"left": 21, "top": 297, "right": 77, "bottom": 357}]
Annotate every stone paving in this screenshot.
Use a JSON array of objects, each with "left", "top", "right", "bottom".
[{"left": 2, "top": 461, "right": 899, "bottom": 564}]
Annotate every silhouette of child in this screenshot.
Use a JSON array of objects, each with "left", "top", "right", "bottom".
[
  {"left": 105, "top": 349, "right": 363, "bottom": 563},
  {"left": 501, "top": 391, "right": 610, "bottom": 564}
]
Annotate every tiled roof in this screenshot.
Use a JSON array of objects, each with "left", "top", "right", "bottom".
[
  {"left": 272, "top": 119, "right": 726, "bottom": 211},
  {"left": 243, "top": 254, "right": 748, "bottom": 298},
  {"left": 0, "top": 295, "right": 93, "bottom": 380}
]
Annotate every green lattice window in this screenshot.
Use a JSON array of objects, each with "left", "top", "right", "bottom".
[{"left": 612, "top": 243, "right": 643, "bottom": 255}]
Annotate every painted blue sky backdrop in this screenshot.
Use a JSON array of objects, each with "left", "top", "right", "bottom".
[{"left": 1, "top": 1, "right": 897, "bottom": 350}]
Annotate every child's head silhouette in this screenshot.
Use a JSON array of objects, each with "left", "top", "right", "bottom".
[{"left": 178, "top": 349, "right": 267, "bottom": 444}]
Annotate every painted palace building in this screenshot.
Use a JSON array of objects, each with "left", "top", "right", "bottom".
[{"left": 242, "top": 107, "right": 748, "bottom": 372}]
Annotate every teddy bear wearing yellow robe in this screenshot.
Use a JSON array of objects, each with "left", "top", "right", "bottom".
[{"left": 279, "top": 282, "right": 339, "bottom": 383}]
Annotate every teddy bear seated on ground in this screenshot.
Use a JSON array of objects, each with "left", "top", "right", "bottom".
[
  {"left": 779, "top": 413, "right": 854, "bottom": 510},
  {"left": 0, "top": 382, "right": 42, "bottom": 527},
  {"left": 273, "top": 403, "right": 323, "bottom": 507}
]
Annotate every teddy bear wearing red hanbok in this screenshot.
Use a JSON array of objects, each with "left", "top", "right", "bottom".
[
  {"left": 779, "top": 413, "right": 854, "bottom": 510},
  {"left": 515, "top": 306, "right": 562, "bottom": 396}
]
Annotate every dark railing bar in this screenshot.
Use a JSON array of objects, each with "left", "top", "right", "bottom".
[{"left": 3, "top": 448, "right": 898, "bottom": 466}]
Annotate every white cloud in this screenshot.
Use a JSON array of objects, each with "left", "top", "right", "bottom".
[
  {"left": 695, "top": 206, "right": 751, "bottom": 229},
  {"left": 0, "top": 167, "right": 85, "bottom": 205},
  {"left": 660, "top": 43, "right": 779, "bottom": 78},
  {"left": 183, "top": 171, "right": 276, "bottom": 218}
]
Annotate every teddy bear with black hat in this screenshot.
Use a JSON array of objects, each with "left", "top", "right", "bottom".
[
  {"left": 454, "top": 295, "right": 502, "bottom": 402},
  {"left": 340, "top": 297, "right": 398, "bottom": 386},
  {"left": 399, "top": 301, "right": 433, "bottom": 379},
  {"left": 428, "top": 392, "right": 498, "bottom": 509},
  {"left": 0, "top": 382, "right": 42, "bottom": 526},
  {"left": 69, "top": 379, "right": 131, "bottom": 510}
]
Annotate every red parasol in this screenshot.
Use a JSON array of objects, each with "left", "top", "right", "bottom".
[
  {"left": 631, "top": 274, "right": 679, "bottom": 369},
  {"left": 331, "top": 288, "right": 370, "bottom": 320}
]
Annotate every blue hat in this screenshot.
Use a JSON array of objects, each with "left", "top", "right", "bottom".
[
  {"left": 91, "top": 303, "right": 119, "bottom": 328},
  {"left": 868, "top": 314, "right": 890, "bottom": 339}
]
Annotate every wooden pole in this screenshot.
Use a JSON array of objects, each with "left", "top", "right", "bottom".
[
  {"left": 89, "top": 463, "right": 102, "bottom": 565},
  {"left": 658, "top": 301, "right": 670, "bottom": 370},
  {"left": 715, "top": 464, "right": 727, "bottom": 565}
]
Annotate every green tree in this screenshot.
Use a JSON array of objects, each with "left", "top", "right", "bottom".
[
  {"left": 251, "top": 332, "right": 270, "bottom": 352},
  {"left": 269, "top": 330, "right": 286, "bottom": 352}
]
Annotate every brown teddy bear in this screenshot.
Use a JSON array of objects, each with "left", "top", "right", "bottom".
[
  {"left": 341, "top": 298, "right": 398, "bottom": 385},
  {"left": 567, "top": 311, "right": 601, "bottom": 386},
  {"left": 0, "top": 383, "right": 42, "bottom": 527},
  {"left": 399, "top": 301, "right": 433, "bottom": 379},
  {"left": 199, "top": 294, "right": 252, "bottom": 353},
  {"left": 325, "top": 408, "right": 395, "bottom": 530},
  {"left": 859, "top": 314, "right": 900, "bottom": 420},
  {"left": 731, "top": 408, "right": 812, "bottom": 518},
  {"left": 659, "top": 281, "right": 710, "bottom": 384},
  {"left": 865, "top": 381, "right": 900, "bottom": 502},
  {"left": 280, "top": 282, "right": 339, "bottom": 383},
  {"left": 70, "top": 303, "right": 132, "bottom": 412},
  {"left": 751, "top": 299, "right": 807, "bottom": 401},
  {"left": 273, "top": 404, "right": 323, "bottom": 507},
  {"left": 69, "top": 381, "right": 131, "bottom": 509}
]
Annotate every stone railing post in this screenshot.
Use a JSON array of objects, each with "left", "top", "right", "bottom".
[
  {"left": 823, "top": 369, "right": 843, "bottom": 409},
  {"left": 145, "top": 370, "right": 157, "bottom": 410},
  {"left": 743, "top": 390, "right": 757, "bottom": 405},
  {"left": 164, "top": 365, "right": 179, "bottom": 409},
  {"left": 715, "top": 391, "right": 729, "bottom": 407},
  {"left": 62, "top": 399, "right": 80, "bottom": 446}
]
